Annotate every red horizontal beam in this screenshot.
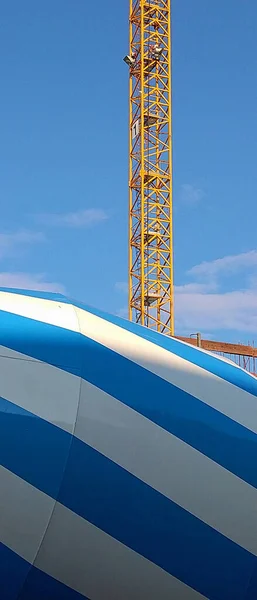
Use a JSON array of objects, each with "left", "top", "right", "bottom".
[{"left": 176, "top": 336, "right": 257, "bottom": 358}]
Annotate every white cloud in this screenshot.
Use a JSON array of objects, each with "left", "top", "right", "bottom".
[
  {"left": 115, "top": 282, "right": 128, "bottom": 317},
  {"left": 175, "top": 249, "right": 257, "bottom": 335},
  {"left": 175, "top": 288, "right": 257, "bottom": 334},
  {"left": 179, "top": 184, "right": 205, "bottom": 206},
  {"left": 115, "top": 281, "right": 128, "bottom": 294},
  {"left": 175, "top": 282, "right": 217, "bottom": 294},
  {"left": 189, "top": 250, "right": 257, "bottom": 278},
  {"left": 116, "top": 307, "right": 128, "bottom": 319},
  {"left": 248, "top": 274, "right": 257, "bottom": 289},
  {"left": 0, "top": 272, "right": 65, "bottom": 293},
  {"left": 0, "top": 230, "right": 44, "bottom": 260},
  {"left": 38, "top": 208, "right": 108, "bottom": 228}
]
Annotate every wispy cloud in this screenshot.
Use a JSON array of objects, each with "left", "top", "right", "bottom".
[
  {"left": 175, "top": 249, "right": 257, "bottom": 335},
  {"left": 114, "top": 282, "right": 128, "bottom": 318},
  {"left": 38, "top": 208, "right": 108, "bottom": 228},
  {"left": 0, "top": 272, "right": 65, "bottom": 293},
  {"left": 175, "top": 288, "right": 257, "bottom": 334},
  {"left": 189, "top": 250, "right": 257, "bottom": 278},
  {"left": 179, "top": 184, "right": 205, "bottom": 206},
  {"left": 115, "top": 281, "right": 128, "bottom": 294},
  {"left": 0, "top": 230, "right": 45, "bottom": 260},
  {"left": 175, "top": 282, "right": 217, "bottom": 294},
  {"left": 116, "top": 307, "right": 128, "bottom": 319}
]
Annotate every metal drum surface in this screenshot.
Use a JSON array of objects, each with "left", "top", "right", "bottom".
[{"left": 0, "top": 288, "right": 257, "bottom": 600}]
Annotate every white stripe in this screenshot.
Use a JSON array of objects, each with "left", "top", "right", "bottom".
[
  {"left": 0, "top": 291, "right": 80, "bottom": 331},
  {"left": 0, "top": 466, "right": 55, "bottom": 563},
  {"left": 2, "top": 291, "right": 257, "bottom": 436},
  {"left": 0, "top": 345, "right": 81, "bottom": 433},
  {"left": 75, "top": 307, "right": 257, "bottom": 435},
  {"left": 0, "top": 470, "right": 206, "bottom": 600},
  {"left": 75, "top": 379, "right": 257, "bottom": 557}
]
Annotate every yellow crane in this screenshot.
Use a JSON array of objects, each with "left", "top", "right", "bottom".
[
  {"left": 125, "top": 0, "right": 174, "bottom": 335},
  {"left": 123, "top": 2, "right": 257, "bottom": 379}
]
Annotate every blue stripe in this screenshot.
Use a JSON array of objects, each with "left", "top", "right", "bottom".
[
  {"left": 73, "top": 300, "right": 257, "bottom": 399},
  {"left": 0, "top": 397, "right": 72, "bottom": 498},
  {"left": 0, "top": 308, "right": 84, "bottom": 374},
  {"left": 1, "top": 286, "right": 256, "bottom": 399},
  {"left": 1, "top": 398, "right": 257, "bottom": 600},
  {"left": 0, "top": 542, "right": 88, "bottom": 600},
  {"left": 0, "top": 542, "right": 30, "bottom": 600},
  {"left": 0, "top": 309, "right": 257, "bottom": 489}
]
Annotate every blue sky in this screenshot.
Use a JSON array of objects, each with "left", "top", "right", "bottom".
[{"left": 0, "top": 0, "right": 257, "bottom": 342}]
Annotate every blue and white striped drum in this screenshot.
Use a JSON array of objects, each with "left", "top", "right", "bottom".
[{"left": 0, "top": 288, "right": 257, "bottom": 599}]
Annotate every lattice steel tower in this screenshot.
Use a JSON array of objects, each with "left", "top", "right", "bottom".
[{"left": 125, "top": 0, "right": 174, "bottom": 335}]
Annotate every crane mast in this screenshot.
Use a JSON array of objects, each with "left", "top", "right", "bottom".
[{"left": 127, "top": 0, "right": 174, "bottom": 335}]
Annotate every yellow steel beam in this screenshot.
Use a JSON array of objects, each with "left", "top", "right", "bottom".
[{"left": 128, "top": 0, "right": 174, "bottom": 335}]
